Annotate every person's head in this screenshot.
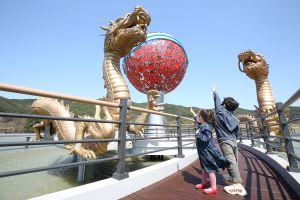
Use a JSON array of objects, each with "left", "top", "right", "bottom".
[
  {"left": 221, "top": 97, "right": 239, "bottom": 111},
  {"left": 197, "top": 109, "right": 215, "bottom": 126}
]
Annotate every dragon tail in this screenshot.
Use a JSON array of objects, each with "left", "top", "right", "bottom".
[{"left": 31, "top": 98, "right": 76, "bottom": 140}]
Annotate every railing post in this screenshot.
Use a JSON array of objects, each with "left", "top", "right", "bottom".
[
  {"left": 239, "top": 126, "right": 243, "bottom": 144},
  {"left": 25, "top": 136, "right": 30, "bottom": 149},
  {"left": 44, "top": 124, "right": 52, "bottom": 140},
  {"left": 261, "top": 117, "right": 272, "bottom": 153},
  {"left": 245, "top": 122, "right": 249, "bottom": 139},
  {"left": 77, "top": 155, "right": 86, "bottom": 183},
  {"left": 276, "top": 102, "right": 299, "bottom": 170},
  {"left": 248, "top": 121, "right": 254, "bottom": 147},
  {"left": 176, "top": 113, "right": 184, "bottom": 158},
  {"left": 112, "top": 99, "right": 129, "bottom": 180}
]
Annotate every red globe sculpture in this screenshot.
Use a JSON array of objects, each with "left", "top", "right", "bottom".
[{"left": 123, "top": 33, "right": 188, "bottom": 94}]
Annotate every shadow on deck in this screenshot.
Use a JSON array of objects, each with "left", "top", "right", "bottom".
[{"left": 122, "top": 146, "right": 299, "bottom": 200}]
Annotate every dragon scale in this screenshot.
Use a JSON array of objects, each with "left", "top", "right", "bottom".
[
  {"left": 255, "top": 77, "right": 278, "bottom": 133},
  {"left": 255, "top": 77, "right": 276, "bottom": 110},
  {"left": 103, "top": 52, "right": 131, "bottom": 120}
]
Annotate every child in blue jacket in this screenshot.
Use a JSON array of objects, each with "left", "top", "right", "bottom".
[
  {"left": 211, "top": 86, "right": 247, "bottom": 196},
  {"left": 190, "top": 108, "right": 229, "bottom": 195}
]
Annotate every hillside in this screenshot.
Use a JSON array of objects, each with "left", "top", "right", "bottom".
[{"left": 0, "top": 96, "right": 299, "bottom": 131}]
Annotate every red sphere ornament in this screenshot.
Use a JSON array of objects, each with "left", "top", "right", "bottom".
[{"left": 123, "top": 33, "right": 188, "bottom": 94}]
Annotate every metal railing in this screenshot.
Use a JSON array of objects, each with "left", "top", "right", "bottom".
[
  {"left": 0, "top": 83, "right": 195, "bottom": 182},
  {"left": 239, "top": 88, "right": 300, "bottom": 172},
  {"left": 0, "top": 128, "right": 33, "bottom": 133}
]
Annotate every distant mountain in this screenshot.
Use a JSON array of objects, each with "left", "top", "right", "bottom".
[
  {"left": 0, "top": 96, "right": 298, "bottom": 131},
  {"left": 0, "top": 97, "right": 33, "bottom": 113}
]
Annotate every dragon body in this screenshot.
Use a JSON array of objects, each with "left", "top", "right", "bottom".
[
  {"left": 32, "top": 98, "right": 75, "bottom": 148},
  {"left": 238, "top": 49, "right": 280, "bottom": 135},
  {"left": 32, "top": 6, "right": 162, "bottom": 158},
  {"left": 237, "top": 113, "right": 261, "bottom": 134}
]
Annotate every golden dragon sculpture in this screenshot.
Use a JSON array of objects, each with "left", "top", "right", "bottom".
[
  {"left": 237, "top": 113, "right": 262, "bottom": 134},
  {"left": 32, "top": 6, "right": 163, "bottom": 159},
  {"left": 238, "top": 49, "right": 281, "bottom": 135}
]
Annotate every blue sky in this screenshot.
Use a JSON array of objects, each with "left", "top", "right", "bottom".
[{"left": 0, "top": 0, "right": 299, "bottom": 110}]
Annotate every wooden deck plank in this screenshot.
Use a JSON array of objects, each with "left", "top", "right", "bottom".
[{"left": 122, "top": 145, "right": 298, "bottom": 200}]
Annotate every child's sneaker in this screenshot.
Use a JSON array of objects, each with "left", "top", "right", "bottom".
[
  {"left": 195, "top": 183, "right": 208, "bottom": 189},
  {"left": 224, "top": 183, "right": 247, "bottom": 196},
  {"left": 203, "top": 187, "right": 218, "bottom": 194}
]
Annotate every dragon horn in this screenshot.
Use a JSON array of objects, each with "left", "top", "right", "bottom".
[
  {"left": 100, "top": 26, "right": 109, "bottom": 31},
  {"left": 238, "top": 58, "right": 244, "bottom": 73}
]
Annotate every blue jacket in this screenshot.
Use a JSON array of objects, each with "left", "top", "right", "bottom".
[
  {"left": 213, "top": 91, "right": 240, "bottom": 141},
  {"left": 195, "top": 123, "right": 228, "bottom": 173}
]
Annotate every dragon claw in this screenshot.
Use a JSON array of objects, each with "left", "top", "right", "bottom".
[{"left": 69, "top": 144, "right": 97, "bottom": 159}]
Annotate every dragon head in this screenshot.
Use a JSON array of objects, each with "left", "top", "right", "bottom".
[
  {"left": 238, "top": 49, "right": 269, "bottom": 79},
  {"left": 146, "top": 90, "right": 164, "bottom": 111},
  {"left": 101, "top": 6, "right": 151, "bottom": 57}
]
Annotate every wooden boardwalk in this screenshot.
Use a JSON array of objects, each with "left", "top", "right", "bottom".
[{"left": 122, "top": 147, "right": 298, "bottom": 200}]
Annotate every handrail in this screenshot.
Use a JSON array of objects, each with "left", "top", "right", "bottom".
[
  {"left": 279, "top": 88, "right": 300, "bottom": 111},
  {"left": 129, "top": 106, "right": 193, "bottom": 120},
  {"left": 286, "top": 117, "right": 300, "bottom": 125},
  {"left": 288, "top": 137, "right": 300, "bottom": 143},
  {"left": 129, "top": 105, "right": 178, "bottom": 117},
  {"left": 0, "top": 138, "right": 120, "bottom": 147},
  {"left": 262, "top": 88, "right": 300, "bottom": 119},
  {"left": 262, "top": 110, "right": 277, "bottom": 120},
  {"left": 0, "top": 83, "right": 119, "bottom": 107},
  {"left": 288, "top": 152, "right": 300, "bottom": 162},
  {"left": 181, "top": 116, "right": 194, "bottom": 121},
  {"left": 0, "top": 83, "right": 195, "bottom": 119},
  {"left": 0, "top": 112, "right": 119, "bottom": 124}
]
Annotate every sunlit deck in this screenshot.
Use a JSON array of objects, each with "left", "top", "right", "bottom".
[{"left": 122, "top": 144, "right": 299, "bottom": 200}]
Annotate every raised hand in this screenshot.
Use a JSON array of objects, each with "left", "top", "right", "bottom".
[
  {"left": 189, "top": 107, "right": 196, "bottom": 117},
  {"left": 211, "top": 85, "right": 217, "bottom": 92}
]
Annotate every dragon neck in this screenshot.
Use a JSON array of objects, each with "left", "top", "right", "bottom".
[
  {"left": 103, "top": 52, "right": 131, "bottom": 102},
  {"left": 255, "top": 77, "right": 276, "bottom": 113}
]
